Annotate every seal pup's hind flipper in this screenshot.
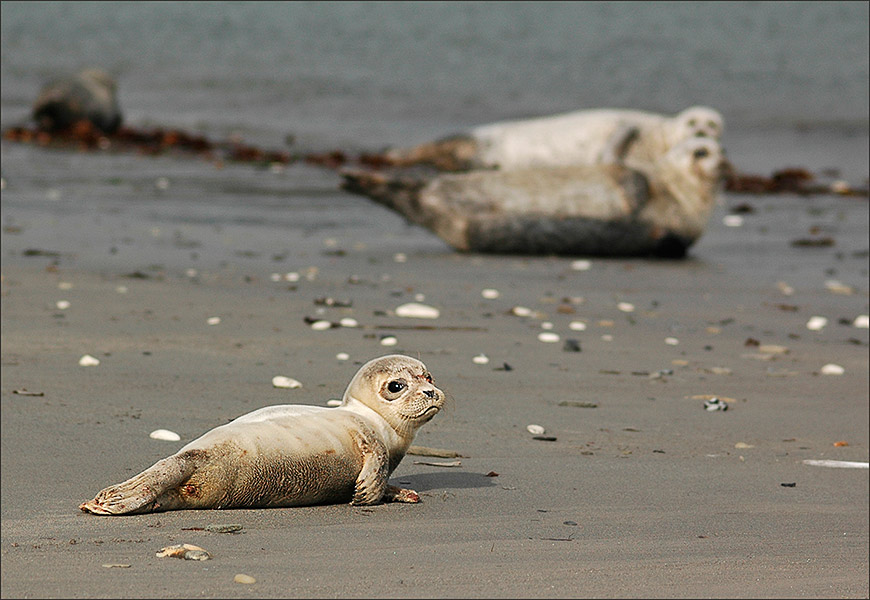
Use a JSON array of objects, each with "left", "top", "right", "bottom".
[
  {"left": 79, "top": 449, "right": 202, "bottom": 515},
  {"left": 340, "top": 168, "right": 429, "bottom": 227},
  {"left": 597, "top": 124, "right": 640, "bottom": 165}
]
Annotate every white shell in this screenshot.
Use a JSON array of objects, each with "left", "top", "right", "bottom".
[
  {"left": 472, "top": 353, "right": 490, "bottom": 365},
  {"left": 115, "top": 285, "right": 128, "bottom": 294},
  {"left": 723, "top": 215, "right": 744, "bottom": 227},
  {"left": 806, "top": 316, "right": 828, "bottom": 331},
  {"left": 569, "top": 321, "right": 587, "bottom": 331},
  {"left": 272, "top": 376, "right": 302, "bottom": 389},
  {"left": 310, "top": 320, "right": 332, "bottom": 330},
  {"left": 335, "top": 352, "right": 350, "bottom": 361},
  {"left": 234, "top": 574, "right": 256, "bottom": 585},
  {"left": 393, "top": 253, "right": 407, "bottom": 263},
  {"left": 339, "top": 318, "right": 359, "bottom": 328},
  {"left": 854, "top": 315, "right": 869, "bottom": 329},
  {"left": 541, "top": 321, "right": 554, "bottom": 330},
  {"left": 149, "top": 429, "right": 181, "bottom": 441},
  {"left": 78, "top": 354, "right": 100, "bottom": 367},
  {"left": 777, "top": 281, "right": 795, "bottom": 296},
  {"left": 380, "top": 336, "right": 398, "bottom": 346},
  {"left": 206, "top": 317, "right": 221, "bottom": 325},
  {"left": 617, "top": 302, "right": 635, "bottom": 313},
  {"left": 527, "top": 424, "right": 546, "bottom": 435},
  {"left": 58, "top": 282, "right": 73, "bottom": 290},
  {"left": 820, "top": 363, "right": 845, "bottom": 376},
  {"left": 395, "top": 303, "right": 440, "bottom": 319},
  {"left": 481, "top": 288, "right": 500, "bottom": 299},
  {"left": 56, "top": 300, "right": 71, "bottom": 310},
  {"left": 511, "top": 306, "right": 532, "bottom": 317},
  {"left": 326, "top": 399, "right": 342, "bottom": 407},
  {"left": 665, "top": 337, "right": 679, "bottom": 345},
  {"left": 570, "top": 259, "right": 592, "bottom": 271},
  {"left": 537, "top": 332, "right": 560, "bottom": 343}
]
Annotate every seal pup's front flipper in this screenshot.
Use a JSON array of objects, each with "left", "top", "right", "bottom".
[
  {"left": 349, "top": 426, "right": 391, "bottom": 505},
  {"left": 79, "top": 449, "right": 202, "bottom": 515},
  {"left": 597, "top": 124, "right": 640, "bottom": 165}
]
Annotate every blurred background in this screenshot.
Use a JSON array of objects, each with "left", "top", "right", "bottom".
[{"left": 2, "top": 1, "right": 868, "bottom": 153}]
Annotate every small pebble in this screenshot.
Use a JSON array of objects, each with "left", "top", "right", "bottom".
[
  {"left": 58, "top": 282, "right": 73, "bottom": 290},
  {"left": 115, "top": 285, "right": 128, "bottom": 294},
  {"left": 806, "top": 316, "right": 828, "bottom": 331},
  {"left": 703, "top": 397, "right": 728, "bottom": 412},
  {"left": 776, "top": 281, "right": 795, "bottom": 296},
  {"left": 206, "top": 317, "right": 221, "bottom": 326},
  {"left": 617, "top": 302, "right": 635, "bottom": 313},
  {"left": 101, "top": 564, "right": 131, "bottom": 569},
  {"left": 380, "top": 336, "right": 398, "bottom": 347},
  {"left": 78, "top": 354, "right": 100, "bottom": 367},
  {"left": 527, "top": 424, "right": 546, "bottom": 435},
  {"left": 472, "top": 354, "right": 490, "bottom": 365},
  {"left": 734, "top": 442, "right": 754, "bottom": 449},
  {"left": 272, "top": 376, "right": 302, "bottom": 389},
  {"left": 393, "top": 253, "right": 407, "bottom": 263},
  {"left": 820, "top": 363, "right": 845, "bottom": 376},
  {"left": 568, "top": 321, "right": 587, "bottom": 331},
  {"left": 285, "top": 272, "right": 300, "bottom": 282},
  {"left": 339, "top": 318, "right": 358, "bottom": 328},
  {"left": 563, "top": 339, "right": 581, "bottom": 353},
  {"left": 538, "top": 332, "right": 560, "bottom": 343},
  {"left": 310, "top": 320, "right": 332, "bottom": 330},
  {"left": 155, "top": 177, "right": 170, "bottom": 190},
  {"left": 56, "top": 300, "right": 70, "bottom": 310},
  {"left": 270, "top": 273, "right": 282, "bottom": 282},
  {"left": 758, "top": 344, "right": 789, "bottom": 355},
  {"left": 481, "top": 288, "right": 500, "bottom": 299},
  {"left": 723, "top": 215, "right": 744, "bottom": 227},
  {"left": 854, "top": 315, "right": 869, "bottom": 329},
  {"left": 156, "top": 543, "right": 210, "bottom": 561},
  {"left": 234, "top": 574, "right": 256, "bottom": 584},
  {"left": 149, "top": 429, "right": 181, "bottom": 441},
  {"left": 601, "top": 334, "right": 614, "bottom": 342},
  {"left": 414, "top": 293, "right": 426, "bottom": 302},
  {"left": 185, "top": 268, "right": 198, "bottom": 278},
  {"left": 570, "top": 259, "right": 592, "bottom": 271},
  {"left": 540, "top": 321, "right": 554, "bottom": 330},
  {"left": 511, "top": 306, "right": 532, "bottom": 317},
  {"left": 395, "top": 303, "right": 440, "bottom": 319},
  {"left": 326, "top": 399, "right": 342, "bottom": 407},
  {"left": 825, "top": 279, "right": 854, "bottom": 295},
  {"left": 665, "top": 337, "right": 679, "bottom": 346},
  {"left": 336, "top": 352, "right": 350, "bottom": 361}
]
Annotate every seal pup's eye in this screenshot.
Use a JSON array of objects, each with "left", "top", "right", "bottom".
[
  {"left": 387, "top": 380, "right": 406, "bottom": 394},
  {"left": 693, "top": 148, "right": 710, "bottom": 159}
]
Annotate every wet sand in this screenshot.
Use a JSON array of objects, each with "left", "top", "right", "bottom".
[{"left": 1, "top": 132, "right": 868, "bottom": 598}]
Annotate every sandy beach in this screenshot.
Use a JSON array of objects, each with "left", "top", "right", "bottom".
[{"left": 2, "top": 126, "right": 868, "bottom": 598}]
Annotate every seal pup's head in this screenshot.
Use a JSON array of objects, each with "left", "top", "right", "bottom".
[
  {"left": 669, "top": 106, "right": 724, "bottom": 145},
  {"left": 342, "top": 354, "right": 445, "bottom": 438}
]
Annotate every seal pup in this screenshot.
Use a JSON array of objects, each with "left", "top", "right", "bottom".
[
  {"left": 79, "top": 355, "right": 445, "bottom": 515},
  {"left": 32, "top": 68, "right": 122, "bottom": 134},
  {"left": 381, "top": 105, "right": 723, "bottom": 172},
  {"left": 342, "top": 136, "right": 726, "bottom": 258}
]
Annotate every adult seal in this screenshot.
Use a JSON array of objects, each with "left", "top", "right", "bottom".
[
  {"left": 32, "top": 68, "right": 123, "bottom": 134},
  {"left": 343, "top": 136, "right": 726, "bottom": 258},
  {"left": 381, "top": 105, "right": 723, "bottom": 172},
  {"left": 80, "top": 355, "right": 445, "bottom": 515}
]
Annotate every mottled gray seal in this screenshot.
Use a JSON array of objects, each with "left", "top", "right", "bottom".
[
  {"left": 80, "top": 355, "right": 444, "bottom": 515},
  {"left": 32, "top": 68, "right": 122, "bottom": 134},
  {"left": 382, "top": 106, "right": 723, "bottom": 172},
  {"left": 343, "top": 136, "right": 726, "bottom": 258}
]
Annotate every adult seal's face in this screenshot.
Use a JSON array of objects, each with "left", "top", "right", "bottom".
[{"left": 343, "top": 355, "right": 445, "bottom": 437}]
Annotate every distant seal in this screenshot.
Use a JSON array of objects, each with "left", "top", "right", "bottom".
[
  {"left": 32, "top": 68, "right": 122, "bottom": 134},
  {"left": 79, "top": 355, "right": 445, "bottom": 515},
  {"left": 382, "top": 105, "right": 723, "bottom": 172},
  {"left": 343, "top": 136, "right": 726, "bottom": 258}
]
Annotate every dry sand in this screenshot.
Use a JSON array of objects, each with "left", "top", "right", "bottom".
[{"left": 1, "top": 136, "right": 868, "bottom": 598}]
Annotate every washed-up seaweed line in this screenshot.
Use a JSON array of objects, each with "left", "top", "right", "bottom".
[{"left": 2, "top": 122, "right": 866, "bottom": 198}]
